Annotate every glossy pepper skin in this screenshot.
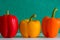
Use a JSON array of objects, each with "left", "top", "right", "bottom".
[
  {"left": 1, "top": 11, "right": 18, "bottom": 38},
  {"left": 19, "top": 14, "right": 41, "bottom": 38},
  {"left": 42, "top": 8, "right": 60, "bottom": 38}
]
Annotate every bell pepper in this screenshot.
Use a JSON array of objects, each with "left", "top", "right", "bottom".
[
  {"left": 19, "top": 14, "right": 41, "bottom": 38},
  {"left": 1, "top": 10, "right": 18, "bottom": 38},
  {"left": 42, "top": 8, "right": 60, "bottom": 38},
  {"left": 0, "top": 16, "right": 2, "bottom": 33}
]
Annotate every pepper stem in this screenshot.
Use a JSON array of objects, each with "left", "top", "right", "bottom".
[
  {"left": 29, "top": 14, "right": 36, "bottom": 22},
  {"left": 51, "top": 8, "right": 58, "bottom": 18},
  {"left": 6, "top": 10, "right": 9, "bottom": 15}
]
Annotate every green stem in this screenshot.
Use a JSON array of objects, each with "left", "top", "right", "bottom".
[
  {"left": 51, "top": 8, "right": 58, "bottom": 18},
  {"left": 29, "top": 14, "right": 36, "bottom": 22},
  {"left": 6, "top": 10, "right": 9, "bottom": 15}
]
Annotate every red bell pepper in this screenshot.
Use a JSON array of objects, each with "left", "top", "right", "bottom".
[
  {"left": 0, "top": 16, "right": 2, "bottom": 33},
  {"left": 1, "top": 10, "right": 18, "bottom": 38}
]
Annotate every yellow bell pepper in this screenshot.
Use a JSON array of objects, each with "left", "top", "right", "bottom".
[{"left": 19, "top": 14, "right": 41, "bottom": 38}]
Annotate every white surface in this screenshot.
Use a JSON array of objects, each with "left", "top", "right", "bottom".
[{"left": 0, "top": 38, "right": 60, "bottom": 40}]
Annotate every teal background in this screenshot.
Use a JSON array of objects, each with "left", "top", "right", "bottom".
[{"left": 0, "top": 0, "right": 60, "bottom": 33}]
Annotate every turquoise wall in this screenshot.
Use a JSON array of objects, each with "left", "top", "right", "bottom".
[{"left": 0, "top": 0, "right": 60, "bottom": 33}]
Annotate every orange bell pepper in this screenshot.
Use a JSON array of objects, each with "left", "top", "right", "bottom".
[{"left": 42, "top": 8, "right": 60, "bottom": 38}]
